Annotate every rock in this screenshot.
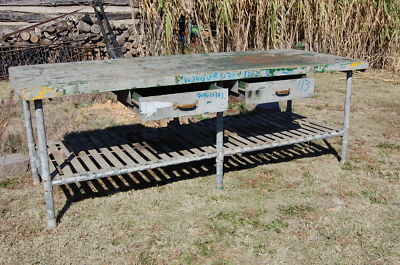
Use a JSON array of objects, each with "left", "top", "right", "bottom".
[
  {"left": 326, "top": 198, "right": 346, "bottom": 212},
  {"left": 0, "top": 154, "right": 28, "bottom": 178}
]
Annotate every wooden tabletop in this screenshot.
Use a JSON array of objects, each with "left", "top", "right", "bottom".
[{"left": 9, "top": 49, "right": 368, "bottom": 101}]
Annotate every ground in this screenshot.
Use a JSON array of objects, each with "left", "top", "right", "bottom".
[{"left": 0, "top": 70, "right": 399, "bottom": 264}]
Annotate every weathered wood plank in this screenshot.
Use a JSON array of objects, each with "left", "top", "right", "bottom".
[
  {"left": 9, "top": 50, "right": 368, "bottom": 101},
  {"left": 225, "top": 129, "right": 258, "bottom": 146},
  {"left": 77, "top": 136, "right": 112, "bottom": 169},
  {"left": 112, "top": 133, "right": 157, "bottom": 163},
  {"left": 0, "top": 10, "right": 131, "bottom": 23},
  {"left": 48, "top": 145, "right": 73, "bottom": 177},
  {"left": 0, "top": 0, "right": 131, "bottom": 6},
  {"left": 167, "top": 127, "right": 209, "bottom": 155},
  {"left": 98, "top": 134, "right": 137, "bottom": 167},
  {"left": 255, "top": 115, "right": 306, "bottom": 139},
  {"left": 270, "top": 114, "right": 324, "bottom": 136},
  {"left": 152, "top": 129, "right": 199, "bottom": 158},
  {"left": 225, "top": 116, "right": 274, "bottom": 144},
  {"left": 57, "top": 141, "right": 87, "bottom": 173},
  {"left": 140, "top": 130, "right": 184, "bottom": 159},
  {"left": 88, "top": 135, "right": 125, "bottom": 168},
  {"left": 237, "top": 115, "right": 292, "bottom": 143},
  {"left": 66, "top": 138, "right": 99, "bottom": 172}
]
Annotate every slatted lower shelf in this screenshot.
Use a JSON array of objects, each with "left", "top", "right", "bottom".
[{"left": 49, "top": 112, "right": 343, "bottom": 186}]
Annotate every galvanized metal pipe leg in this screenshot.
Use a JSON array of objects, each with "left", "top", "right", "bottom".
[
  {"left": 22, "top": 100, "right": 40, "bottom": 185},
  {"left": 286, "top": 100, "right": 293, "bottom": 112},
  {"left": 216, "top": 112, "right": 224, "bottom": 190},
  {"left": 341, "top": 71, "right": 353, "bottom": 163},
  {"left": 34, "top": 100, "right": 56, "bottom": 229}
]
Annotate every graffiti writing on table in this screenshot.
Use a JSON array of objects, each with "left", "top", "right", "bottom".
[
  {"left": 296, "top": 79, "right": 312, "bottom": 92},
  {"left": 197, "top": 91, "right": 225, "bottom": 99}
]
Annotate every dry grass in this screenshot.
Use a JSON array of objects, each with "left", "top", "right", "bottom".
[
  {"left": 132, "top": 0, "right": 400, "bottom": 71},
  {"left": 0, "top": 70, "right": 399, "bottom": 264}
]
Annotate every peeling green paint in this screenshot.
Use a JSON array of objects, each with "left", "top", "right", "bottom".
[{"left": 175, "top": 75, "right": 184, "bottom": 84}]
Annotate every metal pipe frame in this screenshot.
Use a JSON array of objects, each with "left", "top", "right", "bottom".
[
  {"left": 26, "top": 72, "right": 353, "bottom": 227},
  {"left": 34, "top": 100, "right": 56, "bottom": 229},
  {"left": 52, "top": 152, "right": 218, "bottom": 186},
  {"left": 22, "top": 100, "right": 40, "bottom": 185},
  {"left": 286, "top": 100, "right": 293, "bottom": 112},
  {"left": 216, "top": 111, "right": 224, "bottom": 190},
  {"left": 341, "top": 71, "right": 353, "bottom": 163}
]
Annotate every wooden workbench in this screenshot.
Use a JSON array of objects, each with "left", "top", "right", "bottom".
[{"left": 9, "top": 50, "right": 368, "bottom": 228}]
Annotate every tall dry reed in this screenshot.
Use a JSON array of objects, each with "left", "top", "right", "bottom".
[{"left": 130, "top": 0, "right": 400, "bottom": 71}]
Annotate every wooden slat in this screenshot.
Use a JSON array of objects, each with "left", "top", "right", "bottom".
[
  {"left": 225, "top": 129, "right": 258, "bottom": 146},
  {"left": 136, "top": 130, "right": 183, "bottom": 160},
  {"left": 111, "top": 134, "right": 151, "bottom": 164},
  {"left": 160, "top": 129, "right": 201, "bottom": 158},
  {"left": 146, "top": 129, "right": 194, "bottom": 157},
  {"left": 126, "top": 133, "right": 166, "bottom": 162},
  {"left": 48, "top": 145, "right": 73, "bottom": 177},
  {"left": 88, "top": 135, "right": 124, "bottom": 168},
  {"left": 226, "top": 120, "right": 267, "bottom": 145},
  {"left": 270, "top": 114, "right": 325, "bottom": 137},
  {"left": 168, "top": 127, "right": 210, "bottom": 155},
  {"left": 57, "top": 141, "right": 88, "bottom": 174},
  {"left": 258, "top": 116, "right": 307, "bottom": 139},
  {"left": 235, "top": 115, "right": 289, "bottom": 143},
  {"left": 98, "top": 134, "right": 138, "bottom": 167},
  {"left": 251, "top": 115, "right": 303, "bottom": 141},
  {"left": 77, "top": 136, "right": 112, "bottom": 169},
  {"left": 46, "top": 145, "right": 58, "bottom": 177},
  {"left": 67, "top": 138, "right": 99, "bottom": 172},
  {"left": 225, "top": 116, "right": 275, "bottom": 144},
  {"left": 181, "top": 122, "right": 217, "bottom": 153},
  {"left": 287, "top": 113, "right": 341, "bottom": 131},
  {"left": 191, "top": 120, "right": 238, "bottom": 150}
]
